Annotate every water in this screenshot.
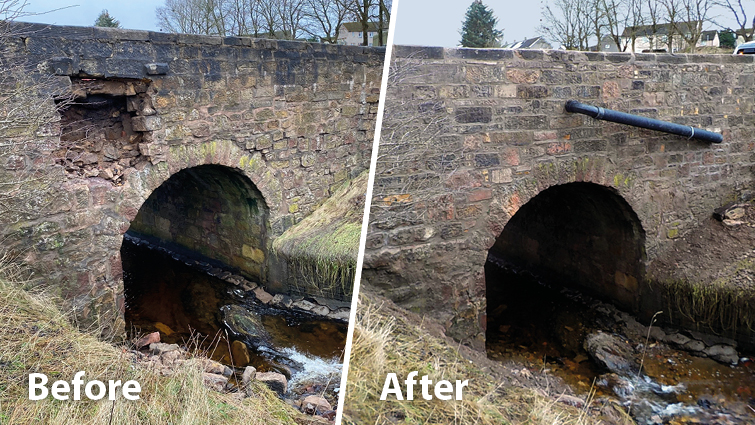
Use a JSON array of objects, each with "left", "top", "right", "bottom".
[
  {"left": 485, "top": 258, "right": 755, "bottom": 423},
  {"left": 121, "top": 237, "right": 347, "bottom": 401}
]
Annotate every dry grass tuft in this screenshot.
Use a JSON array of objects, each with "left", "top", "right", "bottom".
[
  {"left": 343, "top": 293, "right": 600, "bottom": 425},
  {"left": 0, "top": 259, "right": 299, "bottom": 425}
]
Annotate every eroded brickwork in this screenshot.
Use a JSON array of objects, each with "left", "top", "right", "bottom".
[{"left": 364, "top": 46, "right": 755, "bottom": 349}]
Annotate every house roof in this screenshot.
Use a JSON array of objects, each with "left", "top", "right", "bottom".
[
  {"left": 341, "top": 22, "right": 385, "bottom": 33},
  {"left": 509, "top": 36, "right": 551, "bottom": 49},
  {"left": 621, "top": 21, "right": 702, "bottom": 37}
]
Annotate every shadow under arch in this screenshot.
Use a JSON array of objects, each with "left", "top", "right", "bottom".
[
  {"left": 121, "top": 164, "right": 269, "bottom": 338},
  {"left": 486, "top": 182, "right": 646, "bottom": 342}
]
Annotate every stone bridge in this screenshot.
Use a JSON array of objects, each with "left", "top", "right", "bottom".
[
  {"left": 364, "top": 46, "right": 755, "bottom": 350},
  {"left": 0, "top": 23, "right": 383, "bottom": 335}
]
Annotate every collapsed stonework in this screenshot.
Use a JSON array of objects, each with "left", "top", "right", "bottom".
[{"left": 0, "top": 23, "right": 383, "bottom": 336}]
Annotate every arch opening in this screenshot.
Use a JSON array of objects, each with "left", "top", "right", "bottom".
[
  {"left": 120, "top": 164, "right": 348, "bottom": 400},
  {"left": 122, "top": 164, "right": 270, "bottom": 343},
  {"left": 485, "top": 182, "right": 646, "bottom": 361}
]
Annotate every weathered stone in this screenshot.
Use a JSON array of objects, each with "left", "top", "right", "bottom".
[
  {"left": 300, "top": 395, "right": 332, "bottom": 415},
  {"left": 231, "top": 340, "right": 251, "bottom": 367},
  {"left": 221, "top": 305, "right": 272, "bottom": 348},
  {"left": 132, "top": 115, "right": 162, "bottom": 132},
  {"left": 256, "top": 371, "right": 287, "bottom": 395},
  {"left": 144, "top": 62, "right": 169, "bottom": 75},
  {"left": 149, "top": 342, "right": 179, "bottom": 355},
  {"left": 703, "top": 344, "right": 739, "bottom": 364},
  {"left": 584, "top": 332, "right": 638, "bottom": 374},
  {"left": 253, "top": 287, "right": 274, "bottom": 304},
  {"left": 242, "top": 365, "right": 257, "bottom": 388},
  {"left": 202, "top": 372, "right": 228, "bottom": 392},
  {"left": 135, "top": 331, "right": 160, "bottom": 349}
]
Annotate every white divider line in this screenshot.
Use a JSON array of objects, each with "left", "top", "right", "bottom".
[{"left": 335, "top": 0, "right": 401, "bottom": 423}]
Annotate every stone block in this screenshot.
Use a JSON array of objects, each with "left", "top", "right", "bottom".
[
  {"left": 144, "top": 62, "right": 170, "bottom": 75},
  {"left": 132, "top": 116, "right": 163, "bottom": 132}
]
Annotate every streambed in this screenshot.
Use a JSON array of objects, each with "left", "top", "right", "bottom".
[
  {"left": 121, "top": 237, "right": 347, "bottom": 405},
  {"left": 486, "top": 257, "right": 755, "bottom": 424}
]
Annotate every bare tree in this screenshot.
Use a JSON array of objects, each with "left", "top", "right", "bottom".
[
  {"left": 602, "top": 0, "right": 645, "bottom": 51},
  {"left": 341, "top": 0, "right": 378, "bottom": 45},
  {"left": 156, "top": 0, "right": 228, "bottom": 35},
  {"left": 713, "top": 0, "right": 754, "bottom": 41},
  {"left": 303, "top": 0, "right": 348, "bottom": 42},
  {"left": 371, "top": 56, "right": 462, "bottom": 226},
  {"left": 276, "top": 0, "right": 307, "bottom": 39},
  {"left": 540, "top": 0, "right": 595, "bottom": 50},
  {"left": 0, "top": 2, "right": 75, "bottom": 222},
  {"left": 662, "top": 0, "right": 712, "bottom": 52}
]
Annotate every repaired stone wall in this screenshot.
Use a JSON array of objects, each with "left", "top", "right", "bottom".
[
  {"left": 0, "top": 23, "right": 383, "bottom": 336},
  {"left": 364, "top": 46, "right": 755, "bottom": 349}
]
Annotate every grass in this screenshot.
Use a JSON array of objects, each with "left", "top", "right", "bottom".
[
  {"left": 0, "top": 258, "right": 300, "bottom": 425},
  {"left": 272, "top": 171, "right": 367, "bottom": 300},
  {"left": 661, "top": 275, "right": 755, "bottom": 336},
  {"left": 342, "top": 292, "right": 607, "bottom": 425}
]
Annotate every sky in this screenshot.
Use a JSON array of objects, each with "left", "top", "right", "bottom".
[
  {"left": 392, "top": 0, "right": 542, "bottom": 47},
  {"left": 17, "top": 0, "right": 740, "bottom": 48},
  {"left": 20, "top": 0, "right": 162, "bottom": 31}
]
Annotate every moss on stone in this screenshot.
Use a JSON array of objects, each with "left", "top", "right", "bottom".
[{"left": 272, "top": 171, "right": 367, "bottom": 299}]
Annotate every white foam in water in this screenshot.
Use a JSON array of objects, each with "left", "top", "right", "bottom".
[{"left": 280, "top": 347, "right": 342, "bottom": 391}]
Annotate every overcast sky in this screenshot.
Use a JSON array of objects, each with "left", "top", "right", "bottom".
[
  {"left": 18, "top": 0, "right": 739, "bottom": 48},
  {"left": 393, "top": 0, "right": 735, "bottom": 48},
  {"left": 20, "top": 1, "right": 162, "bottom": 31}
]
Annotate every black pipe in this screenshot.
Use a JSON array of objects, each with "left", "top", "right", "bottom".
[{"left": 565, "top": 100, "right": 723, "bottom": 144}]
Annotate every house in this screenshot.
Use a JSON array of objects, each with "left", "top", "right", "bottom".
[
  {"left": 589, "top": 35, "right": 620, "bottom": 52},
  {"left": 620, "top": 21, "right": 708, "bottom": 52},
  {"left": 698, "top": 30, "right": 719, "bottom": 47},
  {"left": 508, "top": 36, "right": 552, "bottom": 50},
  {"left": 337, "top": 22, "right": 388, "bottom": 46}
]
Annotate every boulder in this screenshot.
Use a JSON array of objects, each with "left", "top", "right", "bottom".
[
  {"left": 242, "top": 366, "right": 257, "bottom": 388},
  {"left": 201, "top": 359, "right": 229, "bottom": 376},
  {"left": 221, "top": 304, "right": 272, "bottom": 348},
  {"left": 231, "top": 340, "right": 251, "bottom": 367},
  {"left": 202, "top": 372, "right": 229, "bottom": 392},
  {"left": 256, "top": 371, "right": 288, "bottom": 396},
  {"left": 703, "top": 344, "right": 739, "bottom": 365},
  {"left": 300, "top": 395, "right": 332, "bottom": 415},
  {"left": 583, "top": 332, "right": 638, "bottom": 374},
  {"left": 253, "top": 287, "right": 274, "bottom": 304},
  {"left": 149, "top": 342, "right": 180, "bottom": 356},
  {"left": 135, "top": 331, "right": 160, "bottom": 349}
]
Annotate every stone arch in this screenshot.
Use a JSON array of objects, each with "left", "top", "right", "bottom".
[
  {"left": 120, "top": 162, "right": 270, "bottom": 339},
  {"left": 485, "top": 180, "right": 646, "bottom": 315}
]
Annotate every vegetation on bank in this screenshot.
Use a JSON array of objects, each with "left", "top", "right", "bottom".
[
  {"left": 343, "top": 292, "right": 605, "bottom": 425},
  {"left": 0, "top": 260, "right": 298, "bottom": 425},
  {"left": 272, "top": 171, "right": 367, "bottom": 300}
]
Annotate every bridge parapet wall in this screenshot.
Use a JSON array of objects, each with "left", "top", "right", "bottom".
[{"left": 365, "top": 46, "right": 755, "bottom": 348}]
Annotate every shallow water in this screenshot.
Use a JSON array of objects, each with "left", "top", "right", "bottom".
[
  {"left": 485, "top": 259, "right": 755, "bottom": 422},
  {"left": 121, "top": 237, "right": 346, "bottom": 397}
]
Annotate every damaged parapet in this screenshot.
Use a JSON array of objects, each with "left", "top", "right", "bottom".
[{"left": 270, "top": 171, "right": 367, "bottom": 302}]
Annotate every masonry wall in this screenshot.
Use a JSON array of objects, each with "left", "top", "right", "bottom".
[
  {"left": 364, "top": 46, "right": 755, "bottom": 349},
  {"left": 0, "top": 23, "right": 383, "bottom": 336}
]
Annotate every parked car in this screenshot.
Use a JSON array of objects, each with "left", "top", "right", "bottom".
[{"left": 734, "top": 41, "right": 755, "bottom": 54}]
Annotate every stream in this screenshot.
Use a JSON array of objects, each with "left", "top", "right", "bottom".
[
  {"left": 121, "top": 236, "right": 347, "bottom": 404},
  {"left": 486, "top": 256, "right": 755, "bottom": 424}
]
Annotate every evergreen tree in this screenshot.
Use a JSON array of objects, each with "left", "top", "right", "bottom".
[
  {"left": 719, "top": 30, "right": 736, "bottom": 49},
  {"left": 94, "top": 10, "right": 120, "bottom": 28},
  {"left": 459, "top": 0, "right": 502, "bottom": 48}
]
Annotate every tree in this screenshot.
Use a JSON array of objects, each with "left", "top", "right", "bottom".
[
  {"left": 713, "top": 0, "right": 754, "bottom": 42},
  {"left": 720, "top": 28, "right": 737, "bottom": 46},
  {"left": 94, "top": 9, "right": 120, "bottom": 27},
  {"left": 539, "top": 0, "right": 593, "bottom": 50},
  {"left": 459, "top": 0, "right": 502, "bottom": 47}
]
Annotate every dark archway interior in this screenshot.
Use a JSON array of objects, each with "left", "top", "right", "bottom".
[
  {"left": 488, "top": 182, "right": 646, "bottom": 311},
  {"left": 127, "top": 164, "right": 269, "bottom": 281},
  {"left": 122, "top": 164, "right": 269, "bottom": 339},
  {"left": 485, "top": 182, "right": 646, "bottom": 362}
]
